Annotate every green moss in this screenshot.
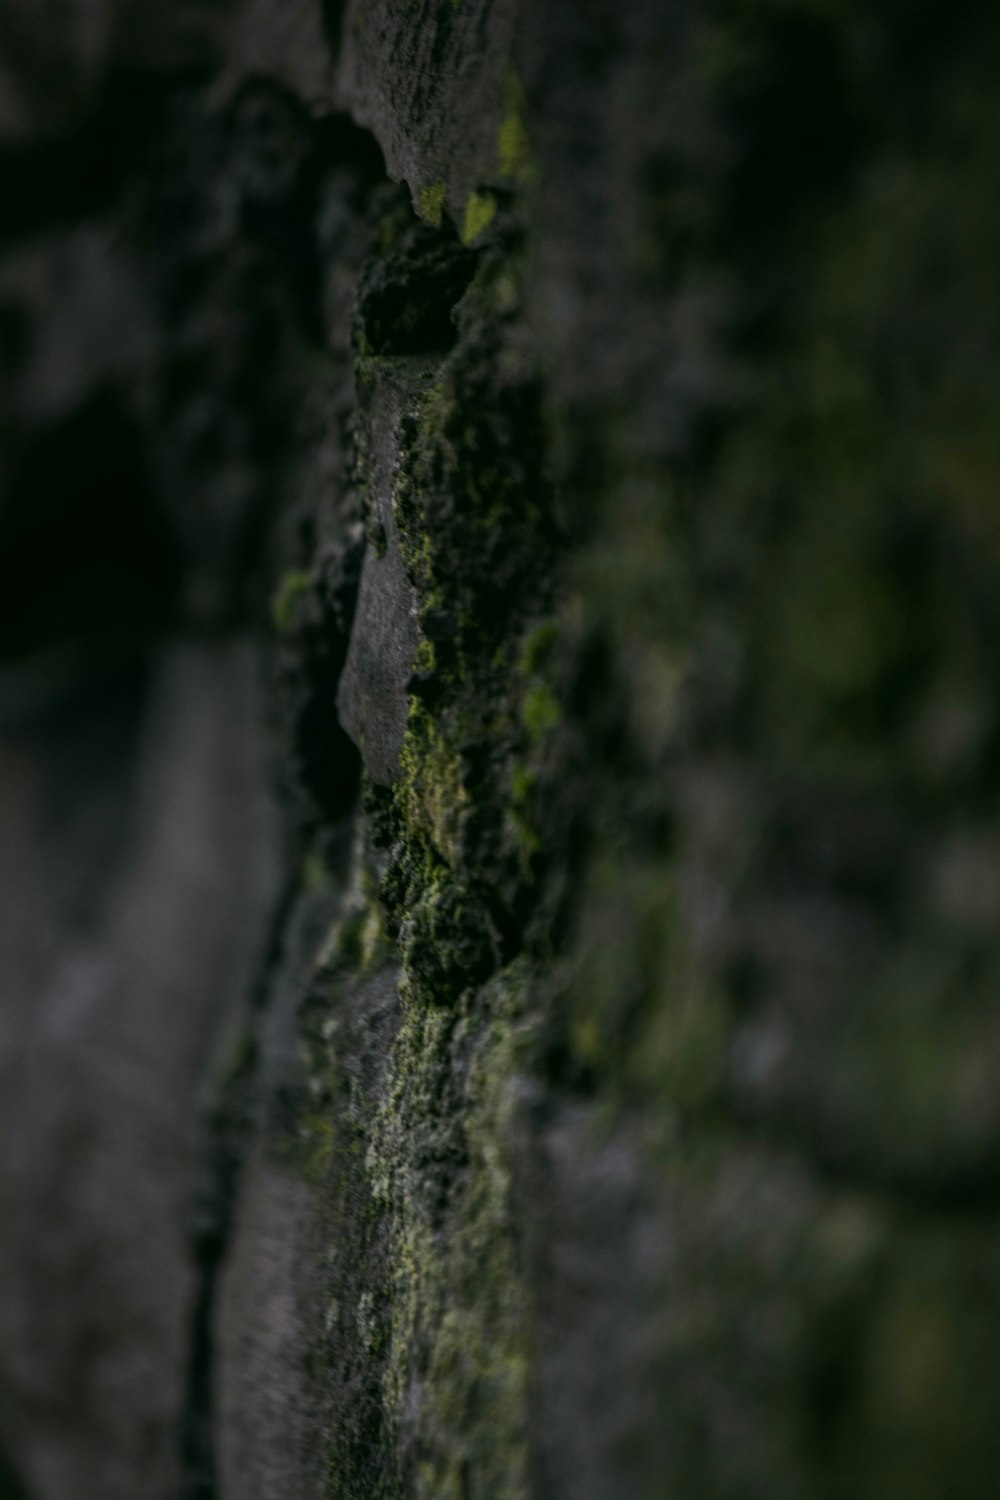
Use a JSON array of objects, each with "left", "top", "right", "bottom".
[
  {"left": 307, "top": 12, "right": 1000, "bottom": 1498},
  {"left": 507, "top": 764, "right": 541, "bottom": 868},
  {"left": 412, "top": 637, "right": 436, "bottom": 677},
  {"left": 518, "top": 620, "right": 558, "bottom": 675},
  {"left": 271, "top": 568, "right": 311, "bottom": 631},
  {"left": 418, "top": 180, "right": 447, "bottom": 228},
  {"left": 303, "top": 1111, "right": 337, "bottom": 1188},
  {"left": 398, "top": 699, "right": 468, "bottom": 866},
  {"left": 359, "top": 261, "right": 556, "bottom": 1485},
  {"left": 510, "top": 764, "right": 535, "bottom": 805},
  {"left": 305, "top": 222, "right": 563, "bottom": 1499},
  {"left": 463, "top": 190, "right": 498, "bottom": 246},
  {"left": 521, "top": 680, "right": 560, "bottom": 743},
  {"left": 498, "top": 70, "right": 536, "bottom": 184},
  {"left": 369, "top": 962, "right": 533, "bottom": 1499}
]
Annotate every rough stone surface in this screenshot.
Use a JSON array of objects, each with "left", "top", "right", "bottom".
[
  {"left": 337, "top": 374, "right": 421, "bottom": 787},
  {"left": 3, "top": 1, "right": 1000, "bottom": 1498}
]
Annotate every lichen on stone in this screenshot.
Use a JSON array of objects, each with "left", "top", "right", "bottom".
[
  {"left": 297, "top": 186, "right": 566, "bottom": 1498},
  {"left": 418, "top": 181, "right": 447, "bottom": 229},
  {"left": 463, "top": 189, "right": 498, "bottom": 246},
  {"left": 497, "top": 69, "right": 535, "bottom": 185}
]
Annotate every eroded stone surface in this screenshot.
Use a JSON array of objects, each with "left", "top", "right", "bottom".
[
  {"left": 6, "top": 1, "right": 1000, "bottom": 1498},
  {"left": 337, "top": 374, "right": 421, "bottom": 787}
]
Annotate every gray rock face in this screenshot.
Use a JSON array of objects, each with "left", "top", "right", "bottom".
[
  {"left": 337, "top": 374, "right": 421, "bottom": 788},
  {"left": 5, "top": 1, "right": 1000, "bottom": 1498},
  {"left": 335, "top": 0, "right": 519, "bottom": 227}
]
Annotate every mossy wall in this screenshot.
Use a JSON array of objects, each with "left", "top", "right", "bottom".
[
  {"left": 260, "top": 1, "right": 1000, "bottom": 1495},
  {"left": 4, "top": 0, "right": 1000, "bottom": 1497},
  {"left": 234, "top": 0, "right": 1000, "bottom": 1495}
]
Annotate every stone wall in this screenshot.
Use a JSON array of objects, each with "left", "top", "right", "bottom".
[{"left": 2, "top": 1, "right": 1000, "bottom": 1497}]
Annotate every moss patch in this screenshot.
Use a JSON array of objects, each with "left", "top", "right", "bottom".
[
  {"left": 302, "top": 197, "right": 565, "bottom": 1498},
  {"left": 418, "top": 181, "right": 447, "bottom": 228},
  {"left": 498, "top": 70, "right": 535, "bottom": 185},
  {"left": 463, "top": 189, "right": 498, "bottom": 245}
]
